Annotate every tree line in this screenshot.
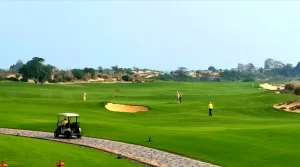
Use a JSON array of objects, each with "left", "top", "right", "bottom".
[
  {"left": 1, "top": 57, "right": 158, "bottom": 83},
  {"left": 1, "top": 57, "right": 300, "bottom": 83},
  {"left": 154, "top": 63, "right": 300, "bottom": 82}
]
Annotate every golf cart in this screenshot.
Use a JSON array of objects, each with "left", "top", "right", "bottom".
[{"left": 54, "top": 113, "right": 82, "bottom": 138}]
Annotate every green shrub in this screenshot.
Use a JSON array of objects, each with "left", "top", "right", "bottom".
[
  {"left": 6, "top": 77, "right": 19, "bottom": 82},
  {"left": 63, "top": 75, "right": 73, "bottom": 82},
  {"left": 294, "top": 87, "right": 300, "bottom": 95},
  {"left": 48, "top": 79, "right": 58, "bottom": 83},
  {"left": 199, "top": 76, "right": 211, "bottom": 81},
  {"left": 213, "top": 78, "right": 221, "bottom": 82},
  {"left": 242, "top": 77, "right": 255, "bottom": 82},
  {"left": 144, "top": 79, "right": 155, "bottom": 82},
  {"left": 70, "top": 69, "right": 84, "bottom": 80},
  {"left": 16, "top": 73, "right": 22, "bottom": 79},
  {"left": 122, "top": 75, "right": 133, "bottom": 81},
  {"left": 20, "top": 78, "right": 28, "bottom": 82}
]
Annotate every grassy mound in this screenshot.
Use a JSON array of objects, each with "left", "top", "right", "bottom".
[
  {"left": 0, "top": 81, "right": 300, "bottom": 167},
  {"left": 0, "top": 134, "right": 139, "bottom": 167}
]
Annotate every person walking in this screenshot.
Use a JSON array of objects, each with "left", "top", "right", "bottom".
[
  {"left": 179, "top": 92, "right": 182, "bottom": 103},
  {"left": 208, "top": 102, "right": 213, "bottom": 116},
  {"left": 176, "top": 91, "right": 180, "bottom": 103}
]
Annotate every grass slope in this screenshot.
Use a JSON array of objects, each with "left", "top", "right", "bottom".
[
  {"left": 0, "top": 134, "right": 140, "bottom": 167},
  {"left": 0, "top": 81, "right": 300, "bottom": 167}
]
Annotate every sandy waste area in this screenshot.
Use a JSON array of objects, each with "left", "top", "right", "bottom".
[{"left": 105, "top": 103, "right": 149, "bottom": 113}]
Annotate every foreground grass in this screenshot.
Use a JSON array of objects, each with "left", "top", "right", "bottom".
[
  {"left": 0, "top": 81, "right": 300, "bottom": 167},
  {"left": 0, "top": 134, "right": 140, "bottom": 167}
]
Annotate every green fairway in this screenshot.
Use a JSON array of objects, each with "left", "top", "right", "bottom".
[
  {"left": 0, "top": 81, "right": 300, "bottom": 167},
  {"left": 0, "top": 134, "right": 140, "bottom": 167}
]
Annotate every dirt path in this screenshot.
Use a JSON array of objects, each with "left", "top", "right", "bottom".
[{"left": 0, "top": 128, "right": 220, "bottom": 167}]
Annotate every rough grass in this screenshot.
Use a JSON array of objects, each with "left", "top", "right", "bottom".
[
  {"left": 0, "top": 134, "right": 140, "bottom": 167},
  {"left": 0, "top": 81, "right": 300, "bottom": 167}
]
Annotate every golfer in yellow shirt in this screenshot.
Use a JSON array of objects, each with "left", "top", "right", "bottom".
[
  {"left": 208, "top": 102, "right": 213, "bottom": 116},
  {"left": 83, "top": 92, "right": 86, "bottom": 101},
  {"left": 176, "top": 91, "right": 180, "bottom": 103},
  {"left": 62, "top": 118, "right": 68, "bottom": 127}
]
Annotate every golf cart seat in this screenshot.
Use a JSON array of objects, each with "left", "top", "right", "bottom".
[{"left": 64, "top": 122, "right": 70, "bottom": 127}]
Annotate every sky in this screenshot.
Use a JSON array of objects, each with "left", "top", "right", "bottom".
[{"left": 0, "top": 1, "right": 300, "bottom": 71}]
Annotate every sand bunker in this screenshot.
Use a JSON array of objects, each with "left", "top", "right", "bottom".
[
  {"left": 260, "top": 83, "right": 285, "bottom": 91},
  {"left": 105, "top": 102, "right": 149, "bottom": 113},
  {"left": 273, "top": 99, "right": 300, "bottom": 113}
]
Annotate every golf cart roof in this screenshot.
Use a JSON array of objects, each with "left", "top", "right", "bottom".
[{"left": 58, "top": 113, "right": 79, "bottom": 117}]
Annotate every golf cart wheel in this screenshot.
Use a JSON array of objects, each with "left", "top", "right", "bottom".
[
  {"left": 64, "top": 132, "right": 71, "bottom": 139},
  {"left": 54, "top": 132, "right": 59, "bottom": 138},
  {"left": 77, "top": 135, "right": 82, "bottom": 138}
]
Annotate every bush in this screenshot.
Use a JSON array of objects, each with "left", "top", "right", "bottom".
[
  {"left": 242, "top": 77, "right": 255, "bottom": 82},
  {"left": 63, "top": 75, "right": 73, "bottom": 82},
  {"left": 143, "top": 79, "right": 155, "bottom": 82},
  {"left": 48, "top": 79, "right": 58, "bottom": 83},
  {"left": 213, "top": 78, "right": 221, "bottom": 82},
  {"left": 285, "top": 81, "right": 300, "bottom": 93},
  {"left": 53, "top": 70, "right": 74, "bottom": 82},
  {"left": 199, "top": 76, "right": 211, "bottom": 81},
  {"left": 294, "top": 87, "right": 300, "bottom": 95},
  {"left": 133, "top": 80, "right": 142, "bottom": 83},
  {"left": 0, "top": 73, "right": 7, "bottom": 81},
  {"left": 101, "top": 74, "right": 109, "bottom": 79},
  {"left": 285, "top": 83, "right": 295, "bottom": 91},
  {"left": 83, "top": 72, "right": 92, "bottom": 81},
  {"left": 153, "top": 74, "right": 172, "bottom": 81},
  {"left": 71, "top": 69, "right": 84, "bottom": 80},
  {"left": 20, "top": 78, "right": 28, "bottom": 82},
  {"left": 6, "top": 77, "right": 19, "bottom": 82},
  {"left": 15, "top": 73, "right": 22, "bottom": 79},
  {"left": 122, "top": 75, "right": 133, "bottom": 81}
]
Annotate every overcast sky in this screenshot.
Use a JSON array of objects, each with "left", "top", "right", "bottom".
[{"left": 0, "top": 1, "right": 299, "bottom": 71}]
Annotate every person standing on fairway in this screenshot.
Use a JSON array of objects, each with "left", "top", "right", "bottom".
[
  {"left": 179, "top": 92, "right": 182, "bottom": 103},
  {"left": 208, "top": 102, "right": 213, "bottom": 116},
  {"left": 83, "top": 92, "right": 87, "bottom": 101},
  {"left": 176, "top": 91, "right": 179, "bottom": 103}
]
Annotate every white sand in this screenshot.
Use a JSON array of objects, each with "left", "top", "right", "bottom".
[
  {"left": 259, "top": 83, "right": 285, "bottom": 91},
  {"left": 273, "top": 100, "right": 300, "bottom": 113}
]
